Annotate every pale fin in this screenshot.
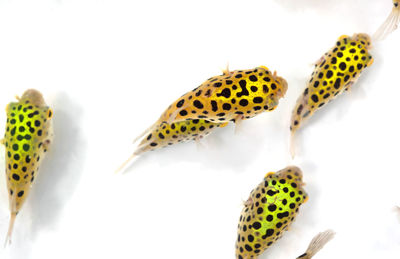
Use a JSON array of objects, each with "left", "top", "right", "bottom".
[
  {"left": 373, "top": 6, "right": 400, "bottom": 42},
  {"left": 4, "top": 213, "right": 17, "bottom": 247},
  {"left": 297, "top": 230, "right": 336, "bottom": 259},
  {"left": 115, "top": 153, "right": 137, "bottom": 174},
  {"left": 234, "top": 115, "right": 244, "bottom": 135},
  {"left": 195, "top": 135, "right": 205, "bottom": 150},
  {"left": 222, "top": 63, "right": 230, "bottom": 76},
  {"left": 132, "top": 122, "right": 158, "bottom": 144},
  {"left": 0, "top": 139, "right": 4, "bottom": 145}
]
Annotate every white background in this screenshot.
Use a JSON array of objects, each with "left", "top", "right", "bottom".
[{"left": 0, "top": 0, "right": 399, "bottom": 258}]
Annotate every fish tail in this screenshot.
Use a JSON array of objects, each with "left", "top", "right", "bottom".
[
  {"left": 296, "top": 230, "right": 336, "bottom": 259},
  {"left": 4, "top": 212, "right": 17, "bottom": 247},
  {"left": 132, "top": 120, "right": 160, "bottom": 144},
  {"left": 373, "top": 1, "right": 400, "bottom": 41},
  {"left": 115, "top": 153, "right": 137, "bottom": 174}
]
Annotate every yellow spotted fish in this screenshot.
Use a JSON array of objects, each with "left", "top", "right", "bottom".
[
  {"left": 236, "top": 166, "right": 308, "bottom": 259},
  {"left": 135, "top": 66, "right": 288, "bottom": 143},
  {"left": 117, "top": 119, "right": 226, "bottom": 172},
  {"left": 290, "top": 33, "right": 373, "bottom": 156},
  {"left": 1, "top": 89, "right": 53, "bottom": 244},
  {"left": 290, "top": 0, "right": 400, "bottom": 157}
]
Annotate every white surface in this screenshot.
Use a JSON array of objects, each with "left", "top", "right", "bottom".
[{"left": 0, "top": 0, "right": 399, "bottom": 258}]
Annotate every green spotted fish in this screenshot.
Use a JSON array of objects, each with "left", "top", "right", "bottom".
[
  {"left": 1, "top": 89, "right": 53, "bottom": 244},
  {"left": 235, "top": 166, "right": 308, "bottom": 259}
]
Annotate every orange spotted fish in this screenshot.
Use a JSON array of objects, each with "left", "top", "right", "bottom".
[
  {"left": 116, "top": 119, "right": 226, "bottom": 172},
  {"left": 1, "top": 89, "right": 53, "bottom": 244},
  {"left": 296, "top": 230, "right": 335, "bottom": 259},
  {"left": 236, "top": 166, "right": 308, "bottom": 259},
  {"left": 290, "top": 0, "right": 400, "bottom": 157},
  {"left": 134, "top": 66, "right": 288, "bottom": 144}
]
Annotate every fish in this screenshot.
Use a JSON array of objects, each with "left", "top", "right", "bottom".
[
  {"left": 296, "top": 229, "right": 335, "bottom": 259},
  {"left": 290, "top": 0, "right": 400, "bottom": 157},
  {"left": 235, "top": 166, "right": 308, "bottom": 259},
  {"left": 134, "top": 66, "right": 288, "bottom": 144},
  {"left": 1, "top": 89, "right": 53, "bottom": 245},
  {"left": 116, "top": 119, "right": 226, "bottom": 172},
  {"left": 290, "top": 33, "right": 373, "bottom": 157}
]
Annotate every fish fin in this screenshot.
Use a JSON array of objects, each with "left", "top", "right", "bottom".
[
  {"left": 115, "top": 153, "right": 137, "bottom": 174},
  {"left": 0, "top": 139, "right": 4, "bottom": 145},
  {"left": 4, "top": 213, "right": 17, "bottom": 247},
  {"left": 15, "top": 95, "right": 20, "bottom": 101},
  {"left": 195, "top": 135, "right": 205, "bottom": 150},
  {"left": 297, "top": 230, "right": 336, "bottom": 259},
  {"left": 219, "top": 122, "right": 229, "bottom": 128},
  {"left": 222, "top": 63, "right": 230, "bottom": 76},
  {"left": 133, "top": 122, "right": 157, "bottom": 144},
  {"left": 234, "top": 115, "right": 245, "bottom": 135},
  {"left": 373, "top": 5, "right": 400, "bottom": 41},
  {"left": 166, "top": 103, "right": 190, "bottom": 125}
]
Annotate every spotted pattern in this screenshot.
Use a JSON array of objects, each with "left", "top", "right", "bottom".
[
  {"left": 290, "top": 33, "right": 373, "bottom": 134},
  {"left": 235, "top": 166, "right": 308, "bottom": 259},
  {"left": 3, "top": 89, "right": 53, "bottom": 214},
  {"left": 134, "top": 119, "right": 225, "bottom": 156},
  {"left": 157, "top": 66, "right": 288, "bottom": 125}
]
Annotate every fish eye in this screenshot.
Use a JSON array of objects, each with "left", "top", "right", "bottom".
[{"left": 47, "top": 109, "right": 53, "bottom": 119}]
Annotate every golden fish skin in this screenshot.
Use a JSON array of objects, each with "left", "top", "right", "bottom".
[
  {"left": 236, "top": 166, "right": 308, "bottom": 259},
  {"left": 158, "top": 66, "right": 287, "bottom": 125},
  {"left": 290, "top": 34, "right": 373, "bottom": 137},
  {"left": 135, "top": 119, "right": 226, "bottom": 156}
]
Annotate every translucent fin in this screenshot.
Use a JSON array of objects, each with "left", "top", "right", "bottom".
[
  {"left": 373, "top": 7, "right": 400, "bottom": 42},
  {"left": 133, "top": 122, "right": 158, "bottom": 144},
  {"left": 115, "top": 154, "right": 137, "bottom": 174},
  {"left": 297, "top": 230, "right": 336, "bottom": 259},
  {"left": 222, "top": 63, "right": 230, "bottom": 76},
  {"left": 4, "top": 213, "right": 17, "bottom": 247}
]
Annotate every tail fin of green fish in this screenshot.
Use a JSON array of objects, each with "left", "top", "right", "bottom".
[
  {"left": 373, "top": 1, "right": 400, "bottom": 41},
  {"left": 4, "top": 212, "right": 17, "bottom": 247},
  {"left": 296, "top": 230, "right": 336, "bottom": 259}
]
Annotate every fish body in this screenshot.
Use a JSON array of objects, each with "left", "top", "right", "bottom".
[
  {"left": 116, "top": 119, "right": 226, "bottom": 172},
  {"left": 290, "top": 34, "right": 373, "bottom": 154},
  {"left": 135, "top": 119, "right": 226, "bottom": 156},
  {"left": 2, "top": 89, "right": 53, "bottom": 243},
  {"left": 235, "top": 166, "right": 308, "bottom": 259},
  {"left": 157, "top": 66, "right": 287, "bottom": 125},
  {"left": 123, "top": 66, "right": 288, "bottom": 171}
]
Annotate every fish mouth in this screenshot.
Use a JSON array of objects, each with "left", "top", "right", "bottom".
[
  {"left": 20, "top": 89, "right": 46, "bottom": 106},
  {"left": 276, "top": 165, "right": 304, "bottom": 184},
  {"left": 275, "top": 76, "right": 288, "bottom": 99}
]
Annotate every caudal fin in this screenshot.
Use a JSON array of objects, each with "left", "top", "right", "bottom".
[
  {"left": 373, "top": 2, "right": 400, "bottom": 41},
  {"left": 296, "top": 229, "right": 336, "bottom": 259},
  {"left": 4, "top": 213, "right": 17, "bottom": 247},
  {"left": 115, "top": 153, "right": 137, "bottom": 174}
]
